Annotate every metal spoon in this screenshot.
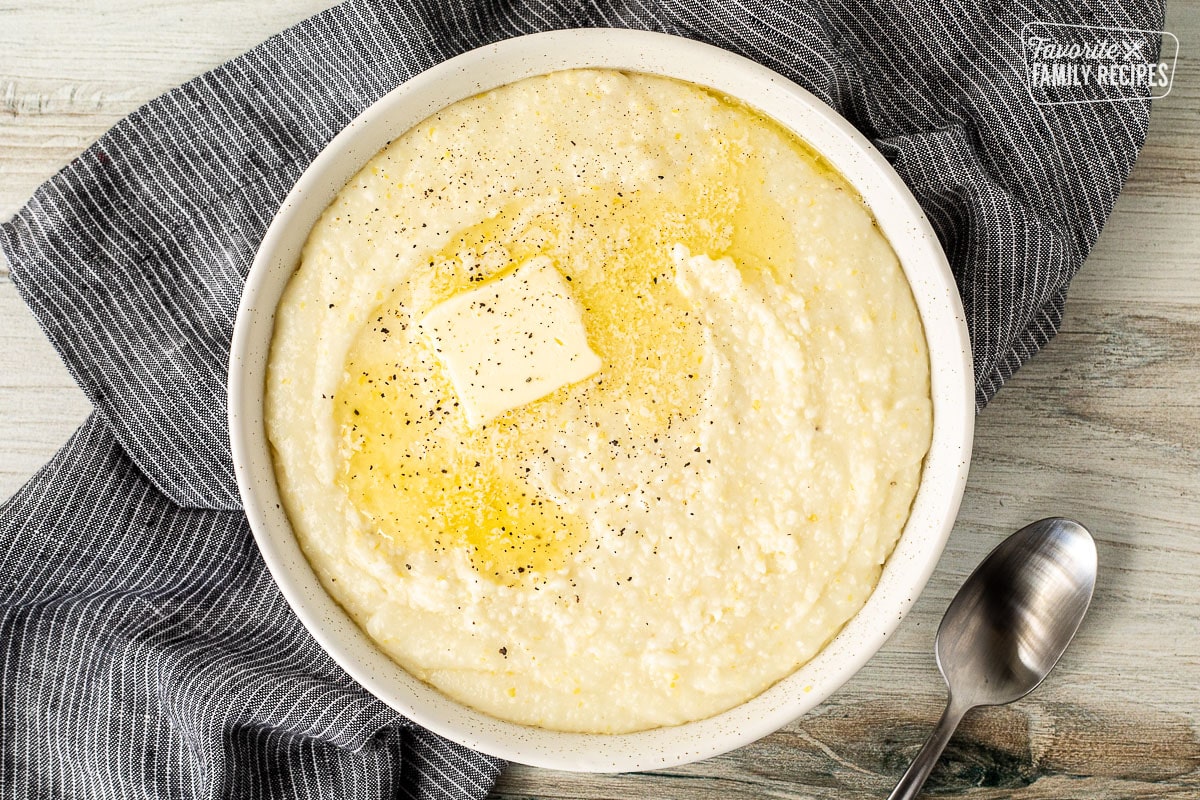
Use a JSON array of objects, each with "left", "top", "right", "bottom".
[{"left": 887, "top": 517, "right": 1097, "bottom": 800}]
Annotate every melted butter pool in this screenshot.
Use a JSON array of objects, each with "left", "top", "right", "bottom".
[{"left": 331, "top": 82, "right": 843, "bottom": 588}]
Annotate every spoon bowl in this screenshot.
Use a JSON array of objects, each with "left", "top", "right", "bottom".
[
  {"left": 937, "top": 517, "right": 1098, "bottom": 708},
  {"left": 888, "top": 517, "right": 1097, "bottom": 800}
]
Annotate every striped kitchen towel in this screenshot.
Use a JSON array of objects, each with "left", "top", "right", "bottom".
[{"left": 0, "top": 0, "right": 1161, "bottom": 798}]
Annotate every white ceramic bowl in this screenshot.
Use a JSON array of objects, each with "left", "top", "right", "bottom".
[{"left": 229, "top": 28, "right": 973, "bottom": 772}]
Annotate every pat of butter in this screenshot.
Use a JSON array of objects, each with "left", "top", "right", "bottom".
[{"left": 418, "top": 256, "right": 602, "bottom": 428}]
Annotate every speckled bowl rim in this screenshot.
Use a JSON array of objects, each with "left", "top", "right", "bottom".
[{"left": 229, "top": 28, "right": 974, "bottom": 773}]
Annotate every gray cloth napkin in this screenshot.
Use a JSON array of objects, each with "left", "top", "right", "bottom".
[{"left": 0, "top": 0, "right": 1161, "bottom": 797}]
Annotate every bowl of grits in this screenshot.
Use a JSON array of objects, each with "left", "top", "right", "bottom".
[{"left": 229, "top": 28, "right": 973, "bottom": 771}]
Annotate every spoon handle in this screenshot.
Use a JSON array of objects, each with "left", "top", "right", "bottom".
[{"left": 886, "top": 698, "right": 969, "bottom": 800}]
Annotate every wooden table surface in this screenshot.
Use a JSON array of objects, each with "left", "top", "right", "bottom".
[{"left": 2, "top": 3, "right": 1197, "bottom": 798}]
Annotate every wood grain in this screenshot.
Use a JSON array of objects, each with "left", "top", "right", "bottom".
[
  {"left": 0, "top": 0, "right": 341, "bottom": 229},
  {"left": 1, "top": 2, "right": 1197, "bottom": 799},
  {"left": 492, "top": 699, "right": 1200, "bottom": 799}
]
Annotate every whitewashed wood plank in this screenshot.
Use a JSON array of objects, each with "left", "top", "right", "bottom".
[
  {"left": 493, "top": 695, "right": 1200, "bottom": 798},
  {"left": 0, "top": 0, "right": 340, "bottom": 223}
]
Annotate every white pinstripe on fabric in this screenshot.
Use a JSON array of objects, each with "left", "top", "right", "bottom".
[{"left": 0, "top": 0, "right": 1161, "bottom": 797}]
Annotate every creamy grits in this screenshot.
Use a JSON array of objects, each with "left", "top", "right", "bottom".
[{"left": 266, "top": 69, "right": 932, "bottom": 733}]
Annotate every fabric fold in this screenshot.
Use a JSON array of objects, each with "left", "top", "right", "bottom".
[{"left": 0, "top": 414, "right": 503, "bottom": 800}]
